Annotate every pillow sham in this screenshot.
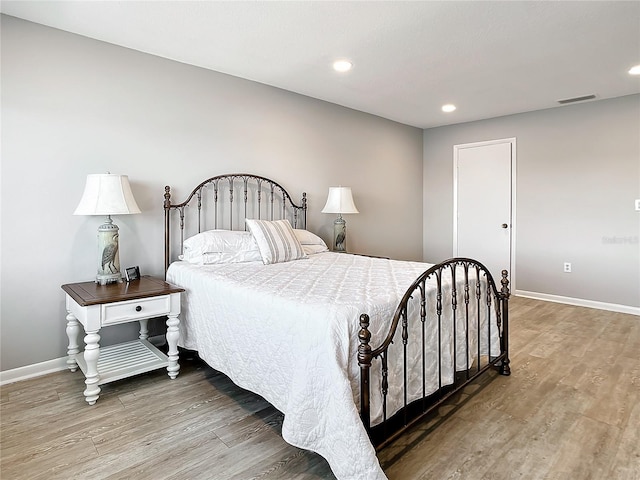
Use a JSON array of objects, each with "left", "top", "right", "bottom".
[
  {"left": 181, "top": 230, "right": 262, "bottom": 264},
  {"left": 246, "top": 219, "right": 307, "bottom": 265}
]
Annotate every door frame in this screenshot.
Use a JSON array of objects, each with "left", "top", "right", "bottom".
[{"left": 453, "top": 137, "right": 517, "bottom": 290}]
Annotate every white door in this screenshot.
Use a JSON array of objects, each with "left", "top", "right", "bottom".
[{"left": 454, "top": 138, "right": 515, "bottom": 285}]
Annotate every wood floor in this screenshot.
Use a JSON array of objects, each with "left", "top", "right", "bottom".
[{"left": 1, "top": 297, "right": 639, "bottom": 479}]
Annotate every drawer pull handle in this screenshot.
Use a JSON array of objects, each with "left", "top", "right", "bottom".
[{"left": 135, "top": 306, "right": 142, "bottom": 312}]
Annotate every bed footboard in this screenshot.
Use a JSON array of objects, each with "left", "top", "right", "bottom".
[{"left": 358, "top": 257, "right": 510, "bottom": 449}]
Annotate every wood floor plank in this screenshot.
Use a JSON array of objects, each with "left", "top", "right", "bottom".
[
  {"left": 610, "top": 399, "right": 640, "bottom": 480},
  {"left": 547, "top": 415, "right": 622, "bottom": 479},
  {"left": 478, "top": 387, "right": 587, "bottom": 479},
  {"left": 1, "top": 436, "right": 98, "bottom": 480},
  {"left": 99, "top": 430, "right": 229, "bottom": 480}
]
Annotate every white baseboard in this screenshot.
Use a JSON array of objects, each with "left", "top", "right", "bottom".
[
  {"left": 515, "top": 290, "right": 640, "bottom": 316},
  {"left": 0, "top": 356, "right": 68, "bottom": 386},
  {"left": 0, "top": 334, "right": 170, "bottom": 386}
]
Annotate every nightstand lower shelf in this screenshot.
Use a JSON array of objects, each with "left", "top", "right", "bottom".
[{"left": 75, "top": 339, "right": 168, "bottom": 385}]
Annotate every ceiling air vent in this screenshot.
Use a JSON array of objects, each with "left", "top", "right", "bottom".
[{"left": 557, "top": 94, "right": 596, "bottom": 104}]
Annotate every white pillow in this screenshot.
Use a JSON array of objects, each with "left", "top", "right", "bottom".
[
  {"left": 293, "top": 229, "right": 329, "bottom": 254},
  {"left": 181, "top": 230, "right": 262, "bottom": 264},
  {"left": 246, "top": 219, "right": 307, "bottom": 265},
  {"left": 302, "top": 244, "right": 330, "bottom": 255},
  {"left": 200, "top": 250, "right": 262, "bottom": 264},
  {"left": 294, "top": 229, "right": 329, "bottom": 248}
]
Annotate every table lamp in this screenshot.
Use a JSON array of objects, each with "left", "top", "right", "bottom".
[
  {"left": 74, "top": 174, "right": 141, "bottom": 285},
  {"left": 321, "top": 186, "right": 359, "bottom": 252}
]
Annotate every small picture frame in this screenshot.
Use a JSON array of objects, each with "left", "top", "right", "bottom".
[{"left": 125, "top": 266, "right": 140, "bottom": 282}]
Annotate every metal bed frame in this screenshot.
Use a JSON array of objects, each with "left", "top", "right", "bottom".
[
  {"left": 358, "top": 257, "right": 511, "bottom": 449},
  {"left": 163, "top": 173, "right": 510, "bottom": 451}
]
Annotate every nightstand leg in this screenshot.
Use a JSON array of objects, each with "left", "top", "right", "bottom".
[
  {"left": 166, "top": 314, "right": 180, "bottom": 379},
  {"left": 65, "top": 313, "right": 80, "bottom": 372},
  {"left": 83, "top": 330, "right": 101, "bottom": 405},
  {"left": 138, "top": 318, "right": 149, "bottom": 340}
]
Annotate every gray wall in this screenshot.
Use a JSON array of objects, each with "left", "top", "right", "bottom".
[
  {"left": 1, "top": 16, "right": 423, "bottom": 371},
  {"left": 423, "top": 95, "right": 640, "bottom": 308}
]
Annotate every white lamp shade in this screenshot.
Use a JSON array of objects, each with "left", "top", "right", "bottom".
[
  {"left": 321, "top": 187, "right": 359, "bottom": 214},
  {"left": 74, "top": 174, "right": 141, "bottom": 215}
]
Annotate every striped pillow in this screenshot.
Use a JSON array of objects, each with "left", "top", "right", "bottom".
[{"left": 246, "top": 219, "right": 307, "bottom": 265}]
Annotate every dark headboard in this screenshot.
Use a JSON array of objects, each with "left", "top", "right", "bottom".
[{"left": 164, "top": 173, "right": 307, "bottom": 271}]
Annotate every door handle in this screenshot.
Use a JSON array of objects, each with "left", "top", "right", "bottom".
[{"left": 501, "top": 223, "right": 508, "bottom": 229}]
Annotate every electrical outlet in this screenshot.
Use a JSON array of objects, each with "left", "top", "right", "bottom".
[
  {"left": 564, "top": 262, "right": 572, "bottom": 273},
  {"left": 635, "top": 199, "right": 640, "bottom": 211}
]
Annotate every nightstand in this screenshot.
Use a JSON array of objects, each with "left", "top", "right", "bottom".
[{"left": 62, "top": 276, "right": 184, "bottom": 405}]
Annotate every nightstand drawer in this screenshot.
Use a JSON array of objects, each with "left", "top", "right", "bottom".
[{"left": 102, "top": 296, "right": 171, "bottom": 326}]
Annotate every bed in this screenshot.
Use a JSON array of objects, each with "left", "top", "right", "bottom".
[{"left": 163, "top": 173, "right": 511, "bottom": 480}]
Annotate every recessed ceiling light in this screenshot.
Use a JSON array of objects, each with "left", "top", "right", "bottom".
[
  {"left": 442, "top": 104, "right": 456, "bottom": 113},
  {"left": 333, "top": 60, "right": 353, "bottom": 72},
  {"left": 629, "top": 64, "right": 640, "bottom": 75}
]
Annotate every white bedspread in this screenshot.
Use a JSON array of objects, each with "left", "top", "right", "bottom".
[{"left": 167, "top": 252, "right": 499, "bottom": 480}]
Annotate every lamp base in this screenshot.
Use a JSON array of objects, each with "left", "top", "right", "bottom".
[
  {"left": 333, "top": 215, "right": 347, "bottom": 252},
  {"left": 96, "top": 216, "right": 122, "bottom": 285},
  {"left": 96, "top": 272, "right": 122, "bottom": 285}
]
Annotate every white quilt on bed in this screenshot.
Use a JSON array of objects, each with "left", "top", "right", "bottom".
[{"left": 166, "top": 252, "right": 499, "bottom": 480}]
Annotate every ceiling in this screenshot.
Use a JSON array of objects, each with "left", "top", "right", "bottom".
[{"left": 2, "top": 1, "right": 639, "bottom": 129}]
